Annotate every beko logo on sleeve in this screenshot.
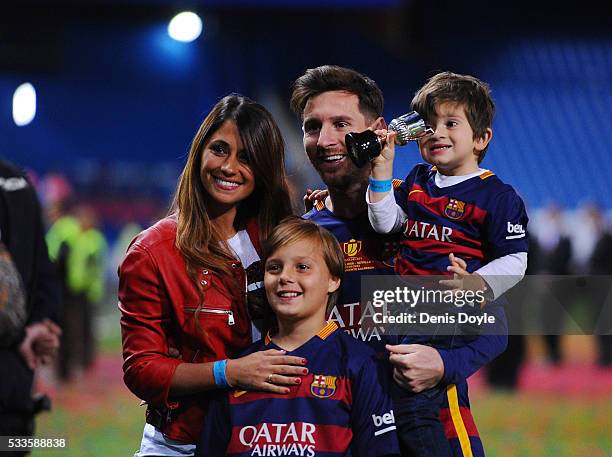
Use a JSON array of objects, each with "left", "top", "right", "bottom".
[
  {"left": 506, "top": 222, "right": 525, "bottom": 239},
  {"left": 372, "top": 410, "right": 396, "bottom": 436}
]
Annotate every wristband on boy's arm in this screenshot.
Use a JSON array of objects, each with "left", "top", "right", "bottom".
[
  {"left": 368, "top": 178, "right": 392, "bottom": 193},
  {"left": 213, "top": 359, "right": 232, "bottom": 388}
]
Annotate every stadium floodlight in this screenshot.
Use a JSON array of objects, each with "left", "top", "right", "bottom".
[
  {"left": 168, "top": 11, "right": 203, "bottom": 42},
  {"left": 12, "top": 82, "right": 36, "bottom": 127}
]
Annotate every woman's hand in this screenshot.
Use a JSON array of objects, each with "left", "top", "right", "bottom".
[{"left": 226, "top": 349, "right": 308, "bottom": 394}]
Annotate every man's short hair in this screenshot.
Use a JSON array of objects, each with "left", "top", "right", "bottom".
[
  {"left": 290, "top": 65, "right": 384, "bottom": 122},
  {"left": 411, "top": 71, "right": 495, "bottom": 162}
]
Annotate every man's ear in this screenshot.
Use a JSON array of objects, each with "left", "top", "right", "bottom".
[
  {"left": 368, "top": 116, "right": 387, "bottom": 131},
  {"left": 474, "top": 128, "right": 493, "bottom": 152}
]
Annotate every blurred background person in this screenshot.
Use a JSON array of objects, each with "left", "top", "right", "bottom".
[
  {"left": 110, "top": 221, "right": 143, "bottom": 278},
  {"left": 533, "top": 203, "right": 573, "bottom": 365},
  {"left": 588, "top": 207, "right": 612, "bottom": 366},
  {"left": 485, "top": 239, "right": 540, "bottom": 390},
  {"left": 70, "top": 204, "right": 108, "bottom": 371},
  {"left": 0, "top": 158, "right": 61, "bottom": 457},
  {"left": 47, "top": 202, "right": 108, "bottom": 380},
  {"left": 46, "top": 200, "right": 81, "bottom": 381},
  {"left": 570, "top": 203, "right": 604, "bottom": 275}
]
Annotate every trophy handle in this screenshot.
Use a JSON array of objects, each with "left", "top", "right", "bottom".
[
  {"left": 388, "top": 111, "right": 434, "bottom": 145},
  {"left": 345, "top": 111, "right": 432, "bottom": 167}
]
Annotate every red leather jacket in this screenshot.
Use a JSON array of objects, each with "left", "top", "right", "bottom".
[{"left": 118, "top": 216, "right": 259, "bottom": 442}]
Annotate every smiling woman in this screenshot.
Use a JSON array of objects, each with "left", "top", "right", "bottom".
[
  {"left": 118, "top": 94, "right": 307, "bottom": 456},
  {"left": 199, "top": 120, "right": 256, "bottom": 212}
]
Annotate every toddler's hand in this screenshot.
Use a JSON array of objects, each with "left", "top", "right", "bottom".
[
  {"left": 370, "top": 129, "right": 397, "bottom": 169},
  {"left": 439, "top": 253, "right": 488, "bottom": 306}
]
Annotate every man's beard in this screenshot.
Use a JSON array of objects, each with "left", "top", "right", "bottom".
[{"left": 318, "top": 162, "right": 370, "bottom": 192}]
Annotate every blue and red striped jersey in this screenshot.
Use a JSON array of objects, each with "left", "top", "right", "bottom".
[
  {"left": 304, "top": 202, "right": 399, "bottom": 349},
  {"left": 303, "top": 195, "right": 508, "bottom": 457},
  {"left": 394, "top": 164, "right": 529, "bottom": 276},
  {"left": 439, "top": 381, "right": 485, "bottom": 457},
  {"left": 197, "top": 322, "right": 399, "bottom": 457}
]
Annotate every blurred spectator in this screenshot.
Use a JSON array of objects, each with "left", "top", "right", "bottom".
[
  {"left": 589, "top": 209, "right": 612, "bottom": 366},
  {"left": 70, "top": 205, "right": 108, "bottom": 369},
  {"left": 110, "top": 221, "right": 142, "bottom": 272},
  {"left": 46, "top": 202, "right": 81, "bottom": 381},
  {"left": 570, "top": 203, "right": 603, "bottom": 273},
  {"left": 47, "top": 203, "right": 108, "bottom": 380},
  {"left": 37, "top": 172, "right": 73, "bottom": 208},
  {"left": 534, "top": 204, "right": 573, "bottom": 364},
  {"left": 485, "top": 237, "right": 540, "bottom": 389},
  {"left": 46, "top": 202, "right": 81, "bottom": 263},
  {"left": 0, "top": 159, "right": 61, "bottom": 456}
]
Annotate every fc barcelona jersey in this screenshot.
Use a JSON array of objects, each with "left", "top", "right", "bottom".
[
  {"left": 304, "top": 193, "right": 509, "bottom": 457},
  {"left": 197, "top": 322, "right": 399, "bottom": 457},
  {"left": 304, "top": 203, "right": 399, "bottom": 348},
  {"left": 394, "top": 164, "right": 529, "bottom": 276}
]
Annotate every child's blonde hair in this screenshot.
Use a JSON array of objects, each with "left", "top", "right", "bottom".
[{"left": 262, "top": 216, "right": 344, "bottom": 314}]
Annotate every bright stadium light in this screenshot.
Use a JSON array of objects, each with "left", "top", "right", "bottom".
[
  {"left": 12, "top": 82, "right": 37, "bottom": 127},
  {"left": 168, "top": 12, "right": 202, "bottom": 42}
]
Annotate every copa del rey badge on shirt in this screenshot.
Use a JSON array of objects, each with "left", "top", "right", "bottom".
[
  {"left": 343, "top": 239, "right": 362, "bottom": 257},
  {"left": 310, "top": 374, "right": 337, "bottom": 398}
]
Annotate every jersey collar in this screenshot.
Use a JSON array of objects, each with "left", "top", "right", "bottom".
[{"left": 264, "top": 321, "right": 339, "bottom": 345}]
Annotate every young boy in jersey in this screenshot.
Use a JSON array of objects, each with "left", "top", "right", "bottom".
[
  {"left": 367, "top": 72, "right": 529, "bottom": 456},
  {"left": 197, "top": 217, "right": 399, "bottom": 457}
]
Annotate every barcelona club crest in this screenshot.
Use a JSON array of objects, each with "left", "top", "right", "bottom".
[
  {"left": 311, "top": 374, "right": 337, "bottom": 398},
  {"left": 343, "top": 239, "right": 362, "bottom": 257},
  {"left": 444, "top": 198, "right": 466, "bottom": 220}
]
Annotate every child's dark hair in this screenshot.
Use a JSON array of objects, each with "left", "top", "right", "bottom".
[
  {"left": 411, "top": 71, "right": 495, "bottom": 162},
  {"left": 290, "top": 65, "right": 384, "bottom": 122},
  {"left": 262, "top": 216, "right": 344, "bottom": 315}
]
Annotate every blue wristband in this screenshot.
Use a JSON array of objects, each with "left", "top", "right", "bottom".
[
  {"left": 213, "top": 359, "right": 231, "bottom": 388},
  {"left": 369, "top": 178, "right": 392, "bottom": 193}
]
